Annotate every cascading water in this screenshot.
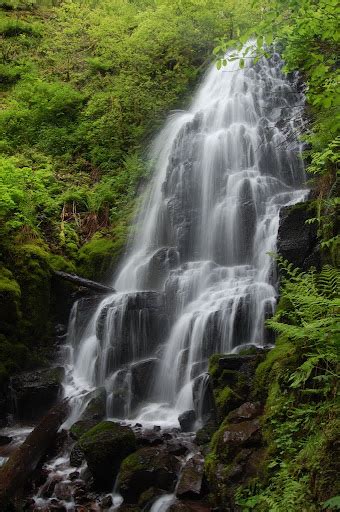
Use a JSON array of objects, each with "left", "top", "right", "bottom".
[{"left": 63, "top": 47, "right": 307, "bottom": 427}]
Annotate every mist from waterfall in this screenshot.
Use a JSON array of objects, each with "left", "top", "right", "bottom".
[{"left": 62, "top": 46, "right": 307, "bottom": 427}]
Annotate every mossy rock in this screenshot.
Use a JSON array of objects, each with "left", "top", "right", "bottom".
[
  {"left": 70, "top": 419, "right": 99, "bottom": 440},
  {"left": 118, "top": 446, "right": 180, "bottom": 503},
  {"left": 12, "top": 243, "right": 52, "bottom": 343},
  {"left": 79, "top": 421, "right": 136, "bottom": 490},
  {"left": 0, "top": 266, "right": 21, "bottom": 336},
  {"left": 252, "top": 339, "right": 298, "bottom": 400},
  {"left": 77, "top": 234, "right": 125, "bottom": 281}
]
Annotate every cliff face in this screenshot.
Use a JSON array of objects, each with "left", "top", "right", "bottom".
[{"left": 277, "top": 202, "right": 321, "bottom": 270}]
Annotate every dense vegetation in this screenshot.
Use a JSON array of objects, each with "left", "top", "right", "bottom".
[{"left": 0, "top": 0, "right": 339, "bottom": 509}]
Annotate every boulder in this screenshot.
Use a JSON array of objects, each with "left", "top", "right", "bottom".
[
  {"left": 176, "top": 453, "right": 205, "bottom": 499},
  {"left": 54, "top": 482, "right": 72, "bottom": 501},
  {"left": 0, "top": 436, "right": 11, "bottom": 446},
  {"left": 118, "top": 446, "right": 180, "bottom": 503},
  {"left": 227, "top": 402, "right": 263, "bottom": 423},
  {"left": 178, "top": 410, "right": 196, "bottom": 432},
  {"left": 277, "top": 203, "right": 320, "bottom": 270},
  {"left": 79, "top": 421, "right": 136, "bottom": 490},
  {"left": 130, "top": 358, "right": 159, "bottom": 407},
  {"left": 0, "top": 400, "right": 69, "bottom": 508},
  {"left": 69, "top": 443, "right": 84, "bottom": 467},
  {"left": 10, "top": 367, "right": 64, "bottom": 422},
  {"left": 169, "top": 501, "right": 212, "bottom": 512},
  {"left": 136, "top": 429, "right": 163, "bottom": 447},
  {"left": 80, "top": 387, "right": 106, "bottom": 422},
  {"left": 221, "top": 418, "right": 262, "bottom": 458},
  {"left": 70, "top": 419, "right": 98, "bottom": 440}
]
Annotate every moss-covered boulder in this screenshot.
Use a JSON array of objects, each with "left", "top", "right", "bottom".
[
  {"left": 81, "top": 387, "right": 106, "bottom": 422},
  {"left": 79, "top": 421, "right": 136, "bottom": 490},
  {"left": 118, "top": 446, "right": 181, "bottom": 503}
]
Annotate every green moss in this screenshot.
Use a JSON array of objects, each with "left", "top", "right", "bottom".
[
  {"left": 77, "top": 234, "right": 124, "bottom": 281},
  {"left": 79, "top": 420, "right": 136, "bottom": 453},
  {"left": 253, "top": 339, "right": 296, "bottom": 400},
  {"left": 12, "top": 243, "right": 52, "bottom": 343},
  {"left": 0, "top": 266, "right": 21, "bottom": 336}
]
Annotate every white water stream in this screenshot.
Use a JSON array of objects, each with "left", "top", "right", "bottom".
[{"left": 62, "top": 46, "right": 307, "bottom": 428}]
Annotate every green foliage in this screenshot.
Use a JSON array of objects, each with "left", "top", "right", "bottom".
[{"left": 234, "top": 259, "right": 340, "bottom": 510}]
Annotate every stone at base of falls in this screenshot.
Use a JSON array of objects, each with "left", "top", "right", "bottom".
[
  {"left": 70, "top": 419, "right": 99, "bottom": 440},
  {"left": 69, "top": 443, "right": 85, "bottom": 467},
  {"left": 118, "top": 446, "right": 181, "bottom": 503},
  {"left": 78, "top": 421, "right": 136, "bottom": 490},
  {"left": 80, "top": 387, "right": 107, "bottom": 422},
  {"left": 176, "top": 453, "right": 205, "bottom": 499},
  {"left": 0, "top": 435, "right": 11, "bottom": 446},
  {"left": 0, "top": 400, "right": 69, "bottom": 507},
  {"left": 10, "top": 366, "right": 65, "bottom": 422},
  {"left": 277, "top": 202, "right": 320, "bottom": 270},
  {"left": 169, "top": 501, "right": 212, "bottom": 512},
  {"left": 178, "top": 410, "right": 196, "bottom": 432}
]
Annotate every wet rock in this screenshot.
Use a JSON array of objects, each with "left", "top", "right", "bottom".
[
  {"left": 100, "top": 494, "right": 113, "bottom": 508},
  {"left": 54, "top": 482, "right": 72, "bottom": 501},
  {"left": 10, "top": 367, "right": 65, "bottom": 422},
  {"left": 138, "top": 487, "right": 165, "bottom": 508},
  {"left": 227, "top": 402, "right": 263, "bottom": 423},
  {"left": 55, "top": 324, "right": 67, "bottom": 336},
  {"left": 169, "top": 501, "right": 212, "bottom": 512},
  {"left": 145, "top": 247, "right": 179, "bottom": 289},
  {"left": 216, "top": 354, "right": 257, "bottom": 372},
  {"left": 118, "top": 446, "right": 180, "bottom": 503},
  {"left": 130, "top": 358, "right": 159, "bottom": 407},
  {"left": 192, "top": 374, "right": 216, "bottom": 427},
  {"left": 96, "top": 292, "right": 169, "bottom": 370},
  {"left": 70, "top": 443, "right": 84, "bottom": 467},
  {"left": 48, "top": 498, "right": 67, "bottom": 512},
  {"left": 136, "top": 429, "right": 163, "bottom": 447},
  {"left": 69, "top": 471, "right": 80, "bottom": 481},
  {"left": 41, "top": 476, "right": 61, "bottom": 499},
  {"left": 221, "top": 419, "right": 262, "bottom": 458},
  {"left": 79, "top": 421, "right": 136, "bottom": 490},
  {"left": 0, "top": 435, "right": 12, "bottom": 446},
  {"left": 166, "top": 440, "right": 189, "bottom": 456},
  {"left": 277, "top": 203, "right": 320, "bottom": 270},
  {"left": 176, "top": 453, "right": 205, "bottom": 499},
  {"left": 70, "top": 419, "right": 98, "bottom": 440},
  {"left": 178, "top": 410, "right": 196, "bottom": 432},
  {"left": 80, "top": 387, "right": 106, "bottom": 422}
]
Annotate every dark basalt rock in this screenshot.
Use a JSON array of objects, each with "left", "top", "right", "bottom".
[
  {"left": 169, "top": 501, "right": 212, "bottom": 512},
  {"left": 277, "top": 202, "right": 320, "bottom": 270},
  {"left": 0, "top": 435, "right": 11, "bottom": 446},
  {"left": 10, "top": 366, "right": 64, "bottom": 422},
  {"left": 176, "top": 453, "right": 205, "bottom": 499},
  {"left": 79, "top": 421, "right": 136, "bottom": 490},
  {"left": 118, "top": 446, "right": 180, "bottom": 503},
  {"left": 96, "top": 292, "right": 169, "bottom": 375},
  {"left": 70, "top": 419, "right": 98, "bottom": 440},
  {"left": 144, "top": 247, "right": 179, "bottom": 289},
  {"left": 227, "top": 402, "right": 263, "bottom": 423},
  {"left": 192, "top": 374, "right": 217, "bottom": 428},
  {"left": 136, "top": 429, "right": 163, "bottom": 447},
  {"left": 69, "top": 443, "right": 84, "bottom": 467},
  {"left": 130, "top": 358, "right": 159, "bottom": 407},
  {"left": 221, "top": 418, "right": 262, "bottom": 458},
  {"left": 178, "top": 410, "right": 196, "bottom": 432},
  {"left": 80, "top": 387, "right": 106, "bottom": 422}
]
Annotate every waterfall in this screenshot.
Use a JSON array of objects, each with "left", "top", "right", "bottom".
[{"left": 63, "top": 47, "right": 307, "bottom": 427}]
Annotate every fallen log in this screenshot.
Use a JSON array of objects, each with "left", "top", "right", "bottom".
[
  {"left": 54, "top": 270, "right": 115, "bottom": 294},
  {"left": 0, "top": 400, "right": 69, "bottom": 508}
]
